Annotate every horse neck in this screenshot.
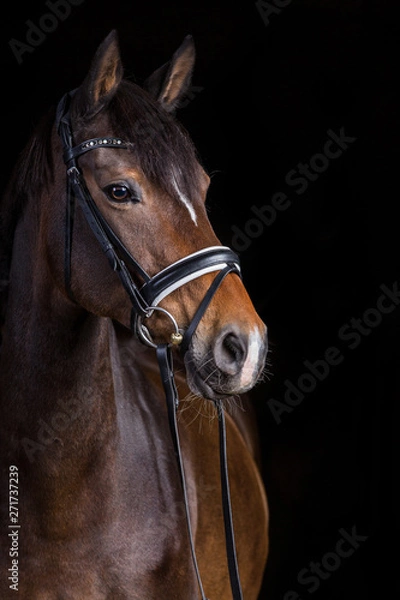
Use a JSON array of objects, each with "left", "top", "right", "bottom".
[{"left": 0, "top": 196, "right": 117, "bottom": 471}]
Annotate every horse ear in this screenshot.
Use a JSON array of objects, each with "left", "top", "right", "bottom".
[
  {"left": 144, "top": 35, "right": 195, "bottom": 113},
  {"left": 73, "top": 30, "right": 123, "bottom": 120}
]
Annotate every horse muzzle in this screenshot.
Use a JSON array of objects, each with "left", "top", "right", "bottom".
[{"left": 184, "top": 323, "right": 268, "bottom": 400}]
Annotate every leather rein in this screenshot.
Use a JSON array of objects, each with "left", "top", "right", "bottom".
[{"left": 56, "top": 90, "right": 244, "bottom": 600}]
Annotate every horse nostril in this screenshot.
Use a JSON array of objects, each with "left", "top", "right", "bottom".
[{"left": 214, "top": 330, "right": 247, "bottom": 376}]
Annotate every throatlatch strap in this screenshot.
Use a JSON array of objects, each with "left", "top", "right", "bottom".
[{"left": 64, "top": 176, "right": 76, "bottom": 302}]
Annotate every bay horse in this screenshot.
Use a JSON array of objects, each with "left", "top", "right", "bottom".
[{"left": 0, "top": 31, "right": 268, "bottom": 599}]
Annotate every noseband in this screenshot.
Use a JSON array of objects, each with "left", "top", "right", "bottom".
[{"left": 56, "top": 90, "right": 244, "bottom": 600}]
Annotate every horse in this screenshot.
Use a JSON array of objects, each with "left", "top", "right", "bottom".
[{"left": 0, "top": 31, "right": 269, "bottom": 599}]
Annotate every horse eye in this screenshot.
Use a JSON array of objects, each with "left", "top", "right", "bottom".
[{"left": 104, "top": 184, "right": 139, "bottom": 204}]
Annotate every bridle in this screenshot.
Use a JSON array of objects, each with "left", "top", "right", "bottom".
[{"left": 56, "top": 90, "right": 245, "bottom": 600}]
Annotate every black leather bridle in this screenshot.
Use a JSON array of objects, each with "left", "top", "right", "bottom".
[{"left": 56, "top": 90, "right": 245, "bottom": 600}]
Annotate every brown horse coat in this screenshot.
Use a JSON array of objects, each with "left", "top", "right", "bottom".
[{"left": 0, "top": 31, "right": 268, "bottom": 599}]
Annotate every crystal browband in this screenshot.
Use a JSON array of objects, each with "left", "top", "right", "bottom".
[{"left": 63, "top": 137, "right": 128, "bottom": 164}]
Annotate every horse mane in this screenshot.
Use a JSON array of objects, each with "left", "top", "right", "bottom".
[{"left": 0, "top": 110, "right": 55, "bottom": 344}]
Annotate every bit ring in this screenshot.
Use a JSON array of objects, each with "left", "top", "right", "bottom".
[{"left": 137, "top": 306, "right": 183, "bottom": 349}]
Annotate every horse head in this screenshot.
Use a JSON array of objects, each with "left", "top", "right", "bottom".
[{"left": 46, "top": 30, "right": 267, "bottom": 401}]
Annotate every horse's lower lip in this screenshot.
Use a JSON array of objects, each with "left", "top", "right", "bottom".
[
  {"left": 190, "top": 376, "right": 225, "bottom": 401},
  {"left": 185, "top": 363, "right": 230, "bottom": 401}
]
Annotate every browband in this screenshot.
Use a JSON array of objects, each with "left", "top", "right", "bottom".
[{"left": 63, "top": 137, "right": 128, "bottom": 164}]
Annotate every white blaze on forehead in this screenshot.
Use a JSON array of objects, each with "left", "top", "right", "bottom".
[
  {"left": 171, "top": 173, "right": 198, "bottom": 225},
  {"left": 239, "top": 327, "right": 264, "bottom": 389}
]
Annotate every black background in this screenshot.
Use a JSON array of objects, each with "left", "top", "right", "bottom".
[{"left": 1, "top": 1, "right": 398, "bottom": 598}]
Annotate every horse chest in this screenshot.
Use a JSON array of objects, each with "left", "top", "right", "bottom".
[{"left": 1, "top": 458, "right": 198, "bottom": 599}]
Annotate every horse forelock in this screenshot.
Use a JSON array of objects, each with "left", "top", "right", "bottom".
[{"left": 106, "top": 80, "right": 205, "bottom": 206}]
